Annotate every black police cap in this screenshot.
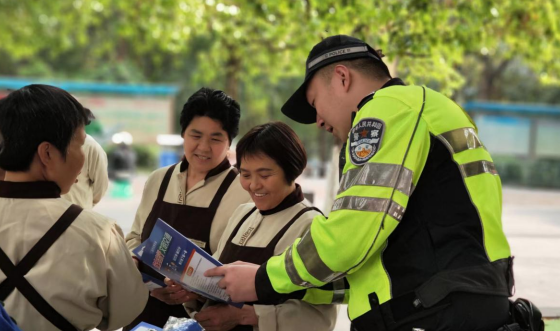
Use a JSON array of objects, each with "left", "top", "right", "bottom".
[{"left": 281, "top": 35, "right": 386, "bottom": 124}]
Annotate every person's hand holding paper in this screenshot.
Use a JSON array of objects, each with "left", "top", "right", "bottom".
[
  {"left": 194, "top": 304, "right": 258, "bottom": 331},
  {"left": 133, "top": 219, "right": 243, "bottom": 308},
  {"left": 150, "top": 278, "right": 201, "bottom": 305}
]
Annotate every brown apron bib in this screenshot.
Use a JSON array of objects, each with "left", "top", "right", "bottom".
[
  {"left": 217, "top": 206, "right": 321, "bottom": 331},
  {"left": 125, "top": 163, "right": 238, "bottom": 330}
]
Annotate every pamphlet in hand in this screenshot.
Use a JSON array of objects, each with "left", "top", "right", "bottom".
[{"left": 133, "top": 218, "right": 243, "bottom": 308}]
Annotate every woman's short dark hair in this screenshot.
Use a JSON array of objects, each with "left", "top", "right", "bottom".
[
  {"left": 0, "top": 84, "right": 93, "bottom": 171},
  {"left": 236, "top": 121, "right": 307, "bottom": 184},
  {"left": 180, "top": 87, "right": 240, "bottom": 143}
]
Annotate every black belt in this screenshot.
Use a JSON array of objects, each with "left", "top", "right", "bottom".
[
  {"left": 0, "top": 204, "right": 82, "bottom": 331},
  {"left": 413, "top": 257, "right": 514, "bottom": 309}
]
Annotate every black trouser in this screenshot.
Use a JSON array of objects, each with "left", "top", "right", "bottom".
[{"left": 352, "top": 292, "right": 511, "bottom": 331}]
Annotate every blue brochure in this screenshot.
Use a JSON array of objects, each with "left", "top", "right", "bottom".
[
  {"left": 130, "top": 321, "right": 163, "bottom": 331},
  {"left": 133, "top": 218, "right": 243, "bottom": 308}
]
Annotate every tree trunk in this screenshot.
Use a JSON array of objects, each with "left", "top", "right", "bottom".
[
  {"left": 479, "top": 56, "right": 511, "bottom": 100},
  {"left": 225, "top": 48, "right": 241, "bottom": 101}
]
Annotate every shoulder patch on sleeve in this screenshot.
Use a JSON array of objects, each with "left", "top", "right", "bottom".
[{"left": 349, "top": 117, "right": 385, "bottom": 166}]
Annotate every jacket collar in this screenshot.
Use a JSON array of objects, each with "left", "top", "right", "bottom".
[
  {"left": 357, "top": 77, "right": 406, "bottom": 110},
  {"left": 179, "top": 157, "right": 231, "bottom": 180},
  {"left": 0, "top": 181, "right": 61, "bottom": 199},
  {"left": 260, "top": 184, "right": 304, "bottom": 216}
]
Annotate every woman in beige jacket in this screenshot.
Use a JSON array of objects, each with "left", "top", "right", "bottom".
[
  {"left": 124, "top": 88, "right": 251, "bottom": 329},
  {"left": 180, "top": 122, "right": 337, "bottom": 331}
]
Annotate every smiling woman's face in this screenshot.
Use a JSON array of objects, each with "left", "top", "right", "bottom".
[
  {"left": 182, "top": 116, "right": 230, "bottom": 174},
  {"left": 239, "top": 154, "right": 295, "bottom": 211}
]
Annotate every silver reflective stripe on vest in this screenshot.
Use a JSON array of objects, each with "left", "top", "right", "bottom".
[
  {"left": 460, "top": 160, "right": 498, "bottom": 178},
  {"left": 338, "top": 163, "right": 415, "bottom": 196},
  {"left": 438, "top": 127, "right": 484, "bottom": 154},
  {"left": 285, "top": 245, "right": 314, "bottom": 288},
  {"left": 331, "top": 196, "right": 406, "bottom": 221},
  {"left": 297, "top": 231, "right": 344, "bottom": 283},
  {"left": 332, "top": 278, "right": 346, "bottom": 304}
]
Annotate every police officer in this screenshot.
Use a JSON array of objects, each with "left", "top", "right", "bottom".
[{"left": 207, "top": 35, "right": 515, "bottom": 331}]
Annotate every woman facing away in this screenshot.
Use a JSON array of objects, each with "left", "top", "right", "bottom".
[
  {"left": 176, "top": 122, "right": 338, "bottom": 331},
  {"left": 124, "top": 87, "right": 251, "bottom": 329},
  {"left": 0, "top": 85, "right": 147, "bottom": 331}
]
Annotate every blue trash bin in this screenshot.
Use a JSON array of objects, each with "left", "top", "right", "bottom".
[{"left": 159, "top": 151, "right": 179, "bottom": 168}]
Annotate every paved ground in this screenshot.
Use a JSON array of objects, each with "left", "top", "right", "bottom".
[
  {"left": 546, "top": 319, "right": 560, "bottom": 331},
  {"left": 95, "top": 176, "right": 560, "bottom": 330},
  {"left": 501, "top": 187, "right": 560, "bottom": 317}
]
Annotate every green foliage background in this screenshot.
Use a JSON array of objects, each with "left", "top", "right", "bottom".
[{"left": 1, "top": 0, "right": 560, "bottom": 165}]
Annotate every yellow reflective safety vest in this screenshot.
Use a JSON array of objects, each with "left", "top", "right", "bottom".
[{"left": 254, "top": 81, "right": 514, "bottom": 328}]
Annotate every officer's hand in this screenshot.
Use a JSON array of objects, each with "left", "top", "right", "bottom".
[
  {"left": 204, "top": 264, "right": 259, "bottom": 302},
  {"left": 230, "top": 260, "right": 257, "bottom": 267}
]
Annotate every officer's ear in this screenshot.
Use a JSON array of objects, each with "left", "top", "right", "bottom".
[{"left": 333, "top": 64, "right": 351, "bottom": 92}]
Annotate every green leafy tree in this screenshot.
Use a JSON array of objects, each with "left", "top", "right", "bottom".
[{"left": 2, "top": 0, "right": 560, "bottom": 162}]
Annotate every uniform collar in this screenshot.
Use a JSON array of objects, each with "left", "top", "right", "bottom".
[
  {"left": 260, "top": 184, "right": 304, "bottom": 216},
  {"left": 357, "top": 77, "right": 406, "bottom": 110},
  {"left": 381, "top": 77, "right": 406, "bottom": 88},
  {"left": 0, "top": 181, "right": 61, "bottom": 199},
  {"left": 179, "top": 157, "right": 231, "bottom": 180}
]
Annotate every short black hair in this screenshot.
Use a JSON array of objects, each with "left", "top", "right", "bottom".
[
  {"left": 236, "top": 121, "right": 307, "bottom": 184},
  {"left": 180, "top": 87, "right": 241, "bottom": 143},
  {"left": 319, "top": 56, "right": 391, "bottom": 82},
  {"left": 0, "top": 84, "right": 93, "bottom": 171}
]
